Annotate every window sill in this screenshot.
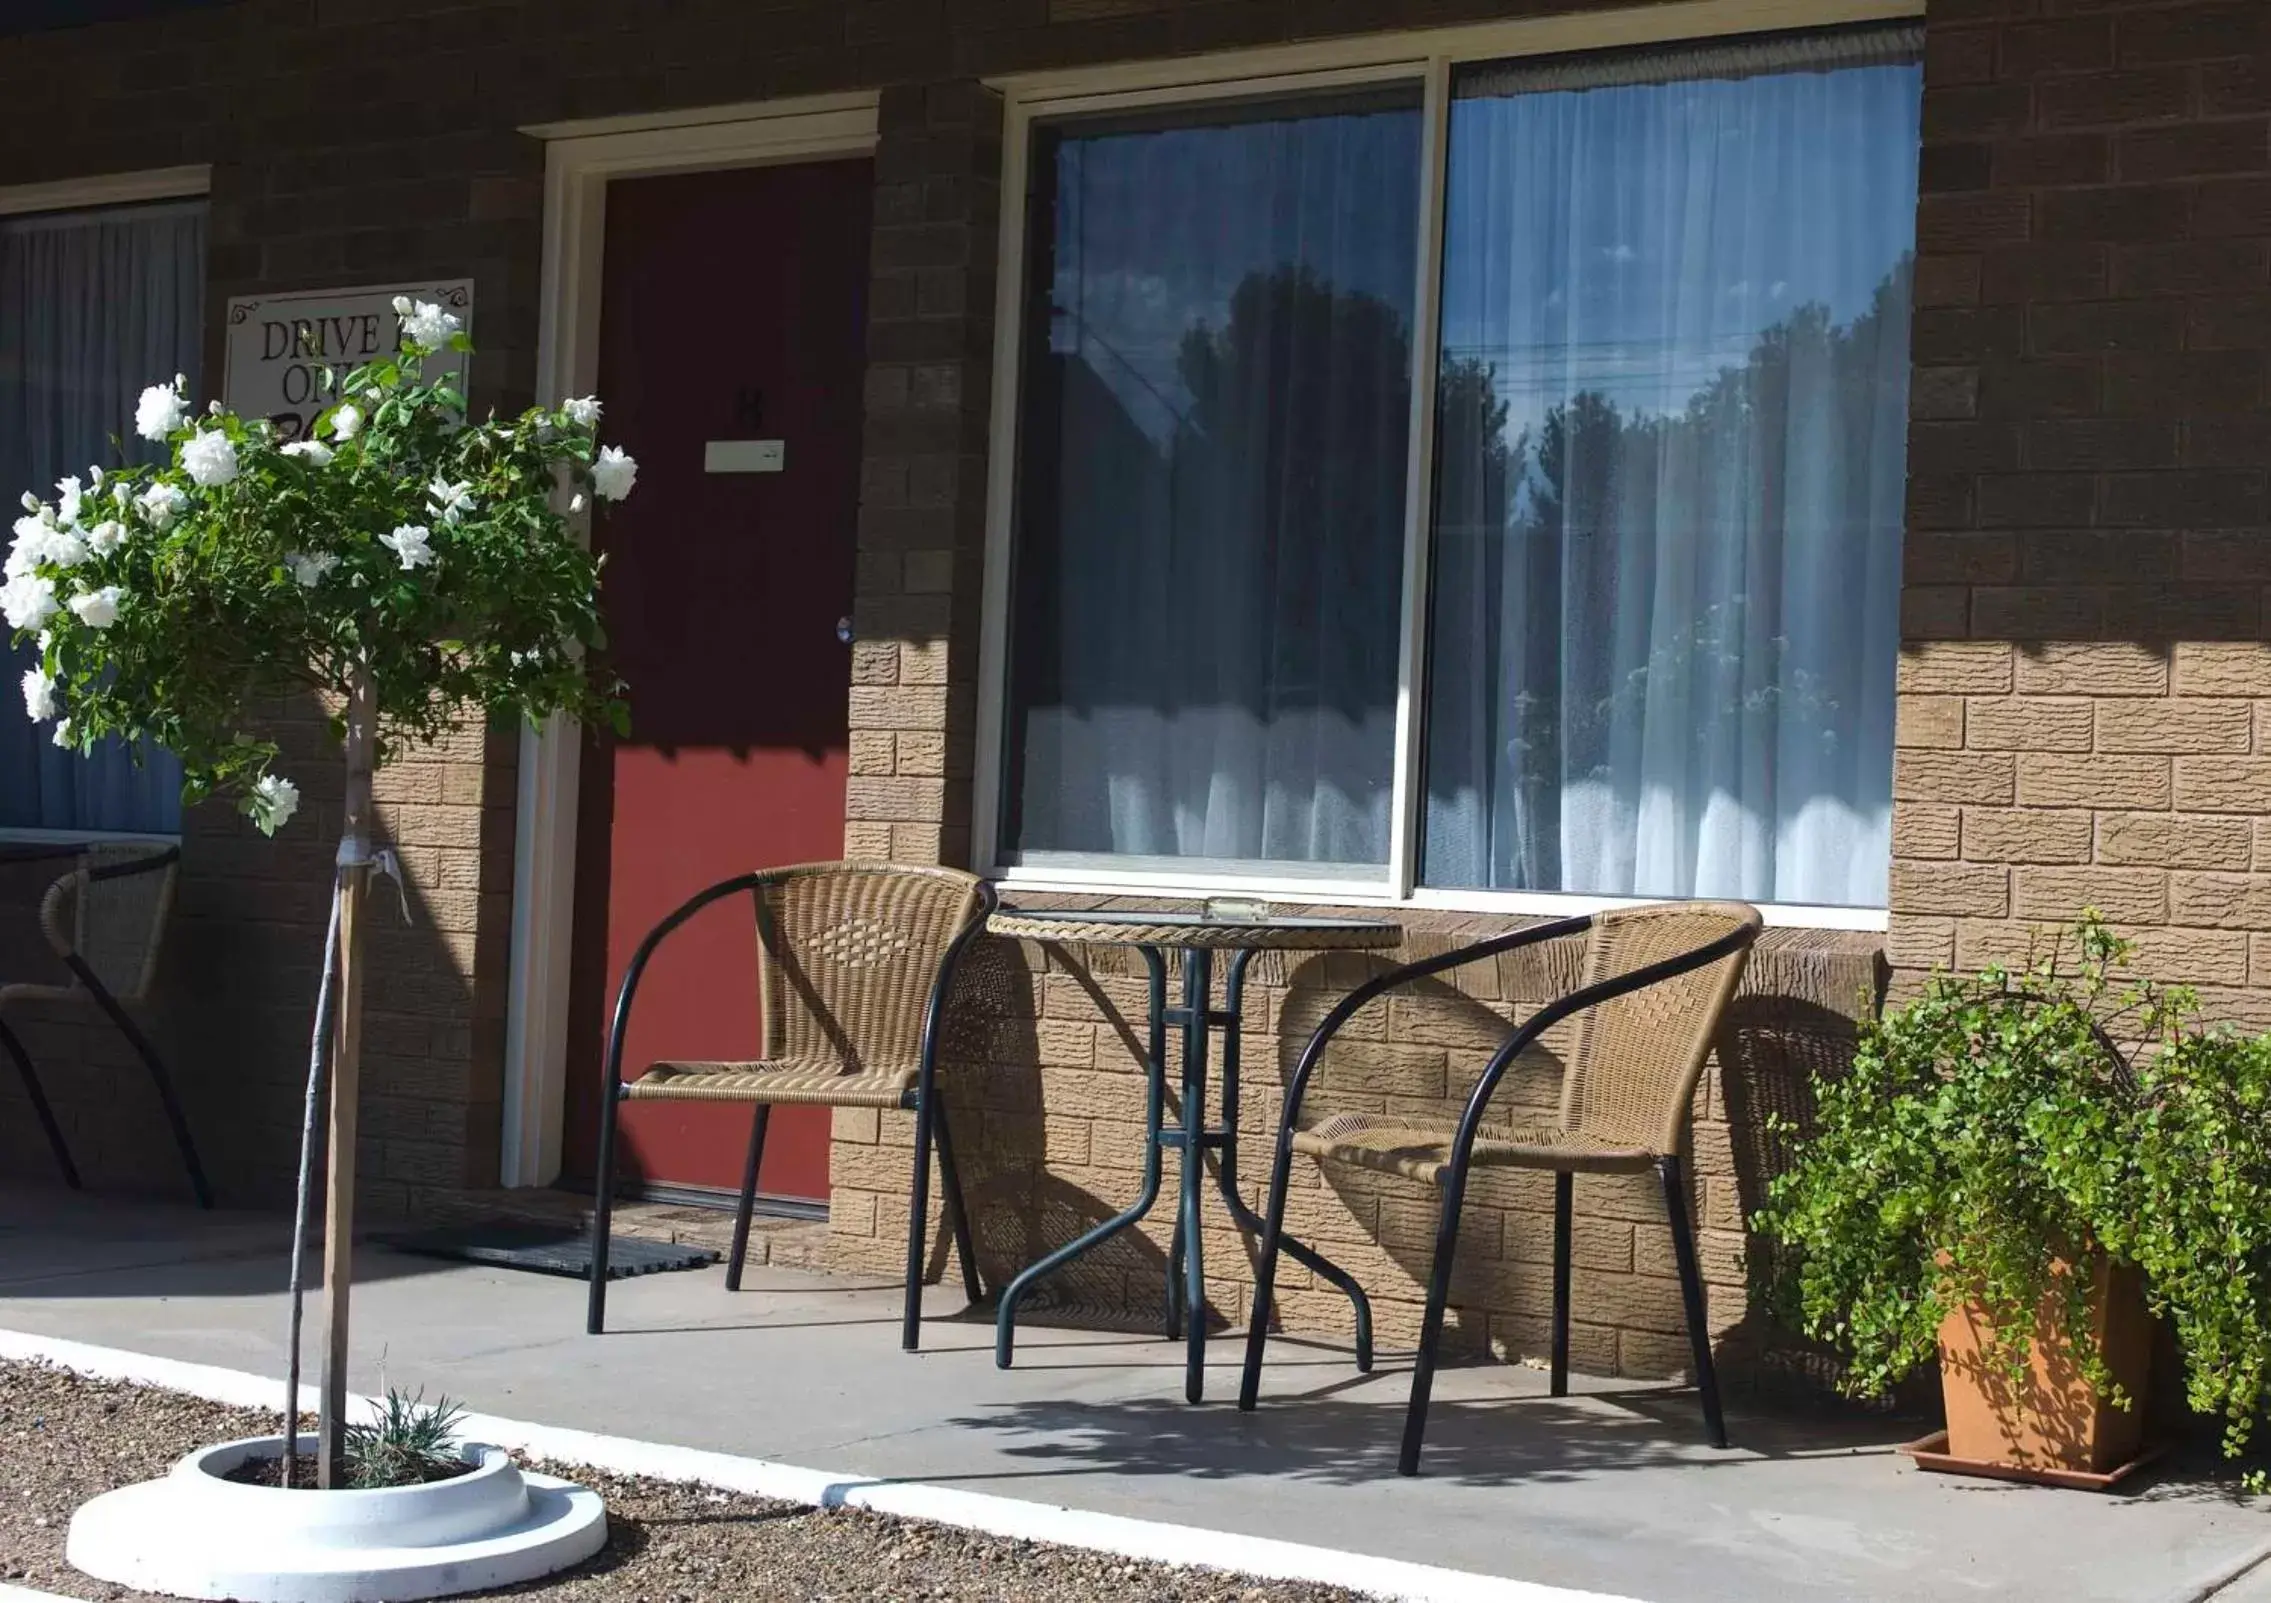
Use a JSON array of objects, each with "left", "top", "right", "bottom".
[
  {"left": 0, "top": 827, "right": 183, "bottom": 848},
  {"left": 984, "top": 861, "right": 1889, "bottom": 933}
]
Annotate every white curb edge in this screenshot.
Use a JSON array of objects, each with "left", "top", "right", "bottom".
[{"left": 0, "top": 1327, "right": 1643, "bottom": 1603}]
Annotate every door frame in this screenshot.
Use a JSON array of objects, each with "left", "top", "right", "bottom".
[{"left": 502, "top": 91, "right": 881, "bottom": 1189}]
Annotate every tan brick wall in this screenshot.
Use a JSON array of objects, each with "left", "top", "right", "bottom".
[
  {"left": 824, "top": 917, "right": 1881, "bottom": 1384},
  {"left": 1895, "top": 1, "right": 2271, "bottom": 1023}
]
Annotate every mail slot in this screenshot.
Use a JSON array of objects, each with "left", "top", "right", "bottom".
[{"left": 703, "top": 439, "right": 785, "bottom": 473}]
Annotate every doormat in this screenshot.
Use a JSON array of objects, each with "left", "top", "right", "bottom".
[{"left": 378, "top": 1222, "right": 720, "bottom": 1281}]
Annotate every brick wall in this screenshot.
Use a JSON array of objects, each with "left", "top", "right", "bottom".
[{"left": 1894, "top": 0, "right": 2271, "bottom": 1018}]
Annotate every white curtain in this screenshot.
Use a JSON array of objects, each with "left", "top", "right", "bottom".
[
  {"left": 1422, "top": 29, "right": 1922, "bottom": 907},
  {"left": 1004, "top": 94, "right": 1421, "bottom": 870},
  {"left": 0, "top": 200, "right": 202, "bottom": 834}
]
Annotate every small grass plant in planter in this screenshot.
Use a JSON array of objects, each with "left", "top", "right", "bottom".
[{"left": 1756, "top": 915, "right": 2271, "bottom": 1487}]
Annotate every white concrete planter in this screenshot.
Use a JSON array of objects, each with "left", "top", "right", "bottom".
[{"left": 67, "top": 1434, "right": 607, "bottom": 1602}]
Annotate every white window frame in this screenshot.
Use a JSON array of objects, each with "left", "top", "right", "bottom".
[
  {"left": 972, "top": 0, "right": 1920, "bottom": 935},
  {"left": 0, "top": 163, "right": 211, "bottom": 849}
]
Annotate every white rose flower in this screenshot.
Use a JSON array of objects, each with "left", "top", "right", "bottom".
[
  {"left": 563, "top": 395, "right": 602, "bottom": 429},
  {"left": 251, "top": 773, "right": 300, "bottom": 835},
  {"left": 54, "top": 476, "right": 83, "bottom": 527},
  {"left": 426, "top": 475, "right": 475, "bottom": 525},
  {"left": 286, "top": 551, "right": 338, "bottom": 589},
  {"left": 88, "top": 465, "right": 104, "bottom": 489},
  {"left": 20, "top": 665, "right": 58, "bottom": 722},
  {"left": 180, "top": 429, "right": 239, "bottom": 487},
  {"left": 67, "top": 585, "right": 122, "bottom": 629},
  {"left": 1, "top": 573, "right": 57, "bottom": 631},
  {"left": 51, "top": 717, "right": 72, "bottom": 749},
  {"left": 86, "top": 520, "right": 128, "bottom": 556},
  {"left": 329, "top": 402, "right": 362, "bottom": 441},
  {"left": 568, "top": 493, "right": 586, "bottom": 515},
  {"left": 281, "top": 439, "right": 336, "bottom": 466},
  {"left": 134, "top": 381, "right": 185, "bottom": 442},
  {"left": 112, "top": 482, "right": 132, "bottom": 509},
  {"left": 136, "top": 481, "right": 187, "bottom": 530},
  {"left": 381, "top": 522, "right": 435, "bottom": 570},
  {"left": 391, "top": 294, "right": 414, "bottom": 315},
  {"left": 8, "top": 521, "right": 86, "bottom": 576},
  {"left": 401, "top": 299, "right": 461, "bottom": 349},
  {"left": 19, "top": 491, "right": 38, "bottom": 513},
  {"left": 590, "top": 445, "right": 638, "bottom": 502}
]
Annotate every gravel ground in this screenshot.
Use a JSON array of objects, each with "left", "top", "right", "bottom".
[{"left": 0, "top": 1361, "right": 1377, "bottom": 1602}]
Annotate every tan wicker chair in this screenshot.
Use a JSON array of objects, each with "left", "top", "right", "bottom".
[
  {"left": 586, "top": 862, "right": 995, "bottom": 1349},
  {"left": 1, "top": 844, "right": 207, "bottom": 1207},
  {"left": 1237, "top": 901, "right": 1761, "bottom": 1475}
]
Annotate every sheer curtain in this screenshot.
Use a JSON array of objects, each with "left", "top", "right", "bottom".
[
  {"left": 1002, "top": 92, "right": 1422, "bottom": 871},
  {"left": 0, "top": 200, "right": 202, "bottom": 834},
  {"left": 1422, "top": 28, "right": 1922, "bottom": 907}
]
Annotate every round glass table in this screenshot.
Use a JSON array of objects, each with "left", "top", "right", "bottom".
[{"left": 985, "top": 905, "right": 1403, "bottom": 1402}]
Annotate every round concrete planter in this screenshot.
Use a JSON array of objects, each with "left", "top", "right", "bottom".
[{"left": 67, "top": 1434, "right": 608, "bottom": 1602}]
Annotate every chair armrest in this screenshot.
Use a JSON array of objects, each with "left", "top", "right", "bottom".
[
  {"left": 600, "top": 871, "right": 776, "bottom": 1097},
  {"left": 1449, "top": 919, "right": 1761, "bottom": 1159},
  {"left": 914, "top": 881, "right": 1000, "bottom": 1097},
  {"left": 36, "top": 872, "right": 80, "bottom": 960},
  {"left": 1276, "top": 914, "right": 1594, "bottom": 1141}
]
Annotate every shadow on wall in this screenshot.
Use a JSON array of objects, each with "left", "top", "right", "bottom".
[
  {"left": 0, "top": 702, "right": 505, "bottom": 1217},
  {"left": 897, "top": 914, "right": 1890, "bottom": 1387}
]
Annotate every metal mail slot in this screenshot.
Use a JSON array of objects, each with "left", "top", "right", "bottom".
[{"left": 703, "top": 439, "right": 785, "bottom": 473}]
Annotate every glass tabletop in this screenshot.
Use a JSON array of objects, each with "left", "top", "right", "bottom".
[{"left": 989, "top": 905, "right": 1402, "bottom": 950}]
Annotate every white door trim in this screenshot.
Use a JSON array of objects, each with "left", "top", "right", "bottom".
[{"left": 501, "top": 92, "right": 881, "bottom": 1189}]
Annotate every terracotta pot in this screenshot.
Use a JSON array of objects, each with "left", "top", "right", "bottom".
[{"left": 1937, "top": 1256, "right": 2152, "bottom": 1476}]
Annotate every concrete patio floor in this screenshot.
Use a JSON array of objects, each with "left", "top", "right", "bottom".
[{"left": 2, "top": 1185, "right": 2266, "bottom": 1603}]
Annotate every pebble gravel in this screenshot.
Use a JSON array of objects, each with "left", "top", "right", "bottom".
[{"left": 0, "top": 1361, "right": 1379, "bottom": 1602}]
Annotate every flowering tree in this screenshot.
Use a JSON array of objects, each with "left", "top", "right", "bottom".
[{"left": 4, "top": 299, "right": 632, "bottom": 1485}]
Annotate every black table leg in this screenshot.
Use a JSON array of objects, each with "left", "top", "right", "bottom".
[
  {"left": 995, "top": 946, "right": 1170, "bottom": 1368},
  {"left": 1211, "top": 951, "right": 1376, "bottom": 1372},
  {"left": 1177, "top": 947, "right": 1211, "bottom": 1403}
]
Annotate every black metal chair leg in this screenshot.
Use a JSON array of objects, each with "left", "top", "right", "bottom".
[
  {"left": 1236, "top": 1133, "right": 1296, "bottom": 1411},
  {"left": 1399, "top": 1165, "right": 1474, "bottom": 1478},
  {"left": 1166, "top": 1230, "right": 1185, "bottom": 1341},
  {"left": 1660, "top": 1154, "right": 1728, "bottom": 1449},
  {"left": 929, "top": 1094, "right": 983, "bottom": 1306},
  {"left": 0, "top": 1015, "right": 79, "bottom": 1189},
  {"left": 1551, "top": 1170, "right": 1572, "bottom": 1397},
  {"left": 726, "top": 1105, "right": 771, "bottom": 1292},
  {"left": 903, "top": 1085, "right": 940, "bottom": 1352},
  {"left": 586, "top": 1082, "right": 620, "bottom": 1335},
  {"left": 73, "top": 966, "right": 210, "bottom": 1209}
]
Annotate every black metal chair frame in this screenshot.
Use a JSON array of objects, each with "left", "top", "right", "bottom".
[
  {"left": 1236, "top": 912, "right": 1759, "bottom": 1476},
  {"left": 3, "top": 845, "right": 209, "bottom": 1209},
  {"left": 586, "top": 873, "right": 997, "bottom": 1350}
]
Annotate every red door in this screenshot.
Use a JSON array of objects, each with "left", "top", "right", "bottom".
[{"left": 561, "top": 160, "right": 872, "bottom": 1203}]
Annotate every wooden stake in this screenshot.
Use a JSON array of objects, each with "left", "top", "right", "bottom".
[{"left": 318, "top": 671, "right": 378, "bottom": 1489}]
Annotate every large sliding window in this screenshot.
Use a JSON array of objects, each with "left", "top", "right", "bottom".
[
  {"left": 993, "top": 20, "right": 1924, "bottom": 914},
  {"left": 0, "top": 198, "right": 203, "bottom": 837},
  {"left": 1002, "top": 90, "right": 1423, "bottom": 874}
]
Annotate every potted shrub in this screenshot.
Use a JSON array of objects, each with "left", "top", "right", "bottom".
[
  {"left": 8, "top": 301, "right": 624, "bottom": 1594},
  {"left": 1754, "top": 917, "right": 2172, "bottom": 1485}
]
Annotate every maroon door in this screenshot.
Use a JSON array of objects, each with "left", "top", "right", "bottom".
[{"left": 561, "top": 160, "right": 872, "bottom": 1202}]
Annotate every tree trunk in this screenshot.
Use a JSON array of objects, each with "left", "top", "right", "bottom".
[{"left": 317, "top": 671, "right": 378, "bottom": 1489}]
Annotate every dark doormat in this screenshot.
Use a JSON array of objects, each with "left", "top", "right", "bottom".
[{"left": 378, "top": 1222, "right": 720, "bottom": 1280}]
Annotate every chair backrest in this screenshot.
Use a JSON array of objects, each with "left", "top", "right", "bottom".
[
  {"left": 40, "top": 845, "right": 178, "bottom": 1002},
  {"left": 752, "top": 863, "right": 987, "bottom": 1073},
  {"left": 1558, "top": 900, "right": 1761, "bottom": 1156}
]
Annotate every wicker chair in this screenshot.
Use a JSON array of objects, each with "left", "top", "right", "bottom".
[
  {"left": 1237, "top": 901, "right": 1762, "bottom": 1476},
  {"left": 586, "top": 862, "right": 995, "bottom": 1349},
  {"left": 1, "top": 844, "right": 208, "bottom": 1208}
]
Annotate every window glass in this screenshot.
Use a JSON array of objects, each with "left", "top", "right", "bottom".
[
  {"left": 1421, "top": 29, "right": 1923, "bottom": 906},
  {"left": 1000, "top": 90, "right": 1423, "bottom": 872},
  {"left": 0, "top": 199, "right": 203, "bottom": 835}
]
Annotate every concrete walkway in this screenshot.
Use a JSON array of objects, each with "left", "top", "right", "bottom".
[{"left": 2, "top": 1186, "right": 2266, "bottom": 1603}]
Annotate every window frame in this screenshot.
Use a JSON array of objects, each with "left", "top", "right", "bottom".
[
  {"left": 0, "top": 165, "right": 210, "bottom": 849},
  {"left": 973, "top": 0, "right": 1923, "bottom": 933}
]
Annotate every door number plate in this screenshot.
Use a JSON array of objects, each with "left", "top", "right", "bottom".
[{"left": 704, "top": 439, "right": 786, "bottom": 473}]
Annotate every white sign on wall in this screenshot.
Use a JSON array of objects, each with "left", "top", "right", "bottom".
[{"left": 224, "top": 280, "right": 473, "bottom": 442}]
